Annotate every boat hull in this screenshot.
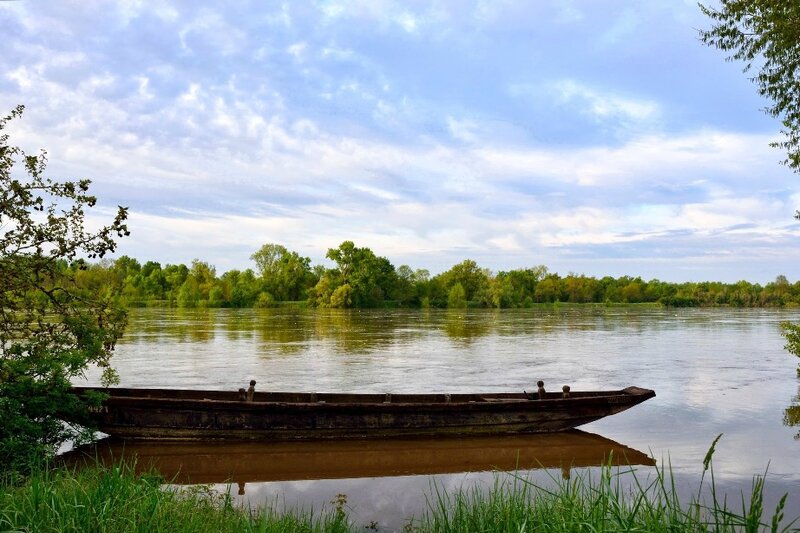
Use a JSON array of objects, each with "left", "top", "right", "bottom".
[{"left": 71, "top": 386, "right": 655, "bottom": 440}]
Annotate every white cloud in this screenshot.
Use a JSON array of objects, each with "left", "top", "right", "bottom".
[
  {"left": 313, "top": 0, "right": 448, "bottom": 34},
  {"left": 487, "top": 234, "right": 523, "bottom": 251},
  {"left": 350, "top": 184, "right": 402, "bottom": 201},
  {"left": 287, "top": 41, "right": 308, "bottom": 60},
  {"left": 264, "top": 3, "right": 292, "bottom": 28},
  {"left": 27, "top": 95, "right": 793, "bottom": 268},
  {"left": 321, "top": 46, "right": 355, "bottom": 61},
  {"left": 550, "top": 79, "right": 660, "bottom": 123},
  {"left": 471, "top": 130, "right": 784, "bottom": 191},
  {"left": 7, "top": 66, "right": 34, "bottom": 89},
  {"left": 178, "top": 9, "right": 245, "bottom": 55},
  {"left": 135, "top": 76, "right": 154, "bottom": 100},
  {"left": 118, "top": 1, "right": 178, "bottom": 24},
  {"left": 446, "top": 117, "right": 479, "bottom": 144},
  {"left": 396, "top": 12, "right": 417, "bottom": 32},
  {"left": 6, "top": 58, "right": 793, "bottom": 268},
  {"left": 178, "top": 83, "right": 203, "bottom": 107},
  {"left": 2, "top": 0, "right": 798, "bottom": 281},
  {"left": 600, "top": 9, "right": 640, "bottom": 46}
]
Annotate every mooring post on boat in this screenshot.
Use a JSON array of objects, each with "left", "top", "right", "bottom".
[
  {"left": 246, "top": 380, "right": 256, "bottom": 402},
  {"left": 237, "top": 388, "right": 246, "bottom": 401},
  {"left": 537, "top": 380, "right": 546, "bottom": 399},
  {"left": 384, "top": 393, "right": 391, "bottom": 403},
  {"left": 562, "top": 385, "right": 571, "bottom": 398}
]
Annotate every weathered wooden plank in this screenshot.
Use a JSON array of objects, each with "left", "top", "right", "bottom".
[{"left": 69, "top": 385, "right": 655, "bottom": 440}]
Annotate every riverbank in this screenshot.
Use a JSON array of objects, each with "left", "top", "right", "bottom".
[
  {"left": 2, "top": 445, "right": 794, "bottom": 533},
  {"left": 68, "top": 251, "right": 800, "bottom": 311},
  {"left": 0, "top": 463, "right": 350, "bottom": 533}
]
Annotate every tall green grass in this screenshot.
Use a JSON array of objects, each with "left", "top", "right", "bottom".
[
  {"left": 0, "top": 462, "right": 350, "bottom": 533},
  {"left": 1, "top": 435, "right": 796, "bottom": 532},
  {"left": 417, "top": 434, "right": 796, "bottom": 532}
]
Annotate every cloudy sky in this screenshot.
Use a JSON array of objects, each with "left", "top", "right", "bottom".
[{"left": 2, "top": 1, "right": 799, "bottom": 282}]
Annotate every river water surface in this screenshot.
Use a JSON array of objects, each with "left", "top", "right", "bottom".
[{"left": 73, "top": 307, "right": 800, "bottom": 530}]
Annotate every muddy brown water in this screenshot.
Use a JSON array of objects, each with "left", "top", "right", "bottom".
[{"left": 70, "top": 307, "right": 800, "bottom": 531}]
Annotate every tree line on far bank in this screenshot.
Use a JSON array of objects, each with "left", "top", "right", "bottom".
[{"left": 65, "top": 241, "right": 800, "bottom": 309}]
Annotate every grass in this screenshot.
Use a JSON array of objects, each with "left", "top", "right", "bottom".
[
  {"left": 1, "top": 435, "right": 796, "bottom": 532},
  {"left": 0, "top": 462, "right": 350, "bottom": 533},
  {"left": 417, "top": 435, "right": 796, "bottom": 532}
]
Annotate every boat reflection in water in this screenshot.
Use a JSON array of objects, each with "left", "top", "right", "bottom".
[{"left": 63, "top": 429, "right": 655, "bottom": 493}]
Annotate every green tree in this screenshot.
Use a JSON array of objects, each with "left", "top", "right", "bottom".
[
  {"left": 534, "top": 275, "right": 561, "bottom": 303},
  {"left": 436, "top": 259, "right": 490, "bottom": 305},
  {"left": 163, "top": 263, "right": 189, "bottom": 304},
  {"left": 621, "top": 277, "right": 645, "bottom": 303},
  {"left": 308, "top": 275, "right": 335, "bottom": 307},
  {"left": 563, "top": 273, "right": 600, "bottom": 303},
  {"left": 781, "top": 322, "right": 800, "bottom": 376},
  {"left": 411, "top": 268, "right": 432, "bottom": 306},
  {"left": 489, "top": 274, "right": 514, "bottom": 308},
  {"left": 175, "top": 259, "right": 216, "bottom": 307},
  {"left": 392, "top": 265, "right": 417, "bottom": 306},
  {"left": 228, "top": 268, "right": 260, "bottom": 307},
  {"left": 207, "top": 284, "right": 225, "bottom": 307},
  {"left": 251, "top": 243, "right": 314, "bottom": 301},
  {"left": 700, "top": 1, "right": 800, "bottom": 171},
  {"left": 491, "top": 266, "right": 548, "bottom": 308},
  {"left": 177, "top": 277, "right": 201, "bottom": 308},
  {"left": 250, "top": 243, "right": 286, "bottom": 280},
  {"left": 73, "top": 260, "right": 122, "bottom": 301},
  {"left": 112, "top": 256, "right": 142, "bottom": 302},
  {"left": 729, "top": 279, "right": 758, "bottom": 307},
  {"left": 0, "top": 106, "right": 129, "bottom": 472},
  {"left": 447, "top": 282, "right": 467, "bottom": 309},
  {"left": 139, "top": 261, "right": 167, "bottom": 301},
  {"left": 764, "top": 274, "right": 791, "bottom": 306},
  {"left": 329, "top": 283, "right": 353, "bottom": 308},
  {"left": 311, "top": 241, "right": 397, "bottom": 308}
]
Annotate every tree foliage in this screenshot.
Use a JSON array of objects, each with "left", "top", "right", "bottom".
[
  {"left": 52, "top": 246, "right": 800, "bottom": 311},
  {"left": 0, "top": 105, "right": 129, "bottom": 473},
  {"left": 699, "top": 0, "right": 800, "bottom": 171},
  {"left": 309, "top": 241, "right": 398, "bottom": 308},
  {"left": 437, "top": 259, "right": 490, "bottom": 305},
  {"left": 251, "top": 243, "right": 314, "bottom": 301},
  {"left": 447, "top": 283, "right": 467, "bottom": 309},
  {"left": 781, "top": 321, "right": 800, "bottom": 376}
]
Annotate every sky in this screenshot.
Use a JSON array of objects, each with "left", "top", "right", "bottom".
[{"left": 2, "top": 0, "right": 799, "bottom": 283}]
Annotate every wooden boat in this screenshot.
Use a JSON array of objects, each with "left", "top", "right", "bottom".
[
  {"left": 60, "top": 430, "right": 656, "bottom": 485},
  {"left": 69, "top": 384, "right": 655, "bottom": 440}
]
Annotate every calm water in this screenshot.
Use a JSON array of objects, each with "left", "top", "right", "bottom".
[{"left": 76, "top": 307, "right": 800, "bottom": 530}]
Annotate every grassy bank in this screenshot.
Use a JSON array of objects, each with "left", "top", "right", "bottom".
[
  {"left": 423, "top": 464, "right": 790, "bottom": 532},
  {"left": 0, "top": 463, "right": 350, "bottom": 533},
  {"left": 1, "top": 440, "right": 796, "bottom": 532}
]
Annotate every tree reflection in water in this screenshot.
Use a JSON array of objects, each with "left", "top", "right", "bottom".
[
  {"left": 443, "top": 310, "right": 492, "bottom": 344},
  {"left": 784, "top": 388, "right": 800, "bottom": 440}
]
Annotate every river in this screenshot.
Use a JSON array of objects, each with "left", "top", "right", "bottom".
[{"left": 72, "top": 307, "right": 800, "bottom": 530}]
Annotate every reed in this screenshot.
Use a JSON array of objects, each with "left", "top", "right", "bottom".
[{"left": 416, "top": 435, "right": 796, "bottom": 532}]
